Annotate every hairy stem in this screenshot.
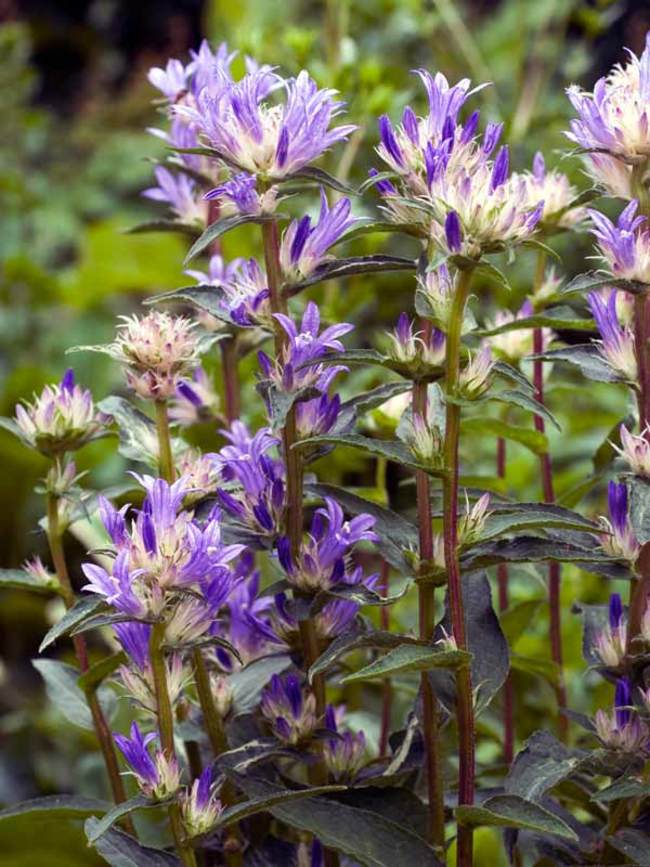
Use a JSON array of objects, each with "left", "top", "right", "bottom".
[
  {"left": 413, "top": 370, "right": 446, "bottom": 854},
  {"left": 496, "top": 435, "right": 514, "bottom": 765},
  {"left": 442, "top": 268, "right": 475, "bottom": 867},
  {"left": 155, "top": 401, "right": 176, "bottom": 483},
  {"left": 46, "top": 487, "right": 133, "bottom": 830},
  {"left": 150, "top": 624, "right": 197, "bottom": 867},
  {"left": 220, "top": 337, "right": 241, "bottom": 423},
  {"left": 378, "top": 559, "right": 393, "bottom": 758}
]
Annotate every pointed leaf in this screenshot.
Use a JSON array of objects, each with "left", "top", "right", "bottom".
[
  {"left": 85, "top": 819, "right": 181, "bottom": 867},
  {"left": 215, "top": 785, "right": 347, "bottom": 830},
  {"left": 124, "top": 220, "right": 199, "bottom": 238},
  {"left": 78, "top": 652, "right": 127, "bottom": 693},
  {"left": 462, "top": 418, "right": 547, "bottom": 455},
  {"left": 39, "top": 596, "right": 107, "bottom": 652},
  {"left": 185, "top": 214, "right": 277, "bottom": 263},
  {"left": 562, "top": 271, "right": 648, "bottom": 297},
  {"left": 282, "top": 166, "right": 357, "bottom": 195},
  {"left": 0, "top": 567, "right": 60, "bottom": 594},
  {"left": 86, "top": 796, "right": 160, "bottom": 842},
  {"left": 477, "top": 306, "right": 595, "bottom": 336},
  {"left": 0, "top": 795, "right": 111, "bottom": 823},
  {"left": 456, "top": 794, "right": 577, "bottom": 839},
  {"left": 285, "top": 256, "right": 415, "bottom": 296},
  {"left": 295, "top": 434, "right": 442, "bottom": 476},
  {"left": 309, "top": 629, "right": 419, "bottom": 682},
  {"left": 490, "top": 388, "right": 561, "bottom": 430},
  {"left": 341, "top": 644, "right": 471, "bottom": 684},
  {"left": 532, "top": 345, "right": 623, "bottom": 383},
  {"left": 33, "top": 659, "right": 96, "bottom": 729},
  {"left": 505, "top": 731, "right": 582, "bottom": 801}
]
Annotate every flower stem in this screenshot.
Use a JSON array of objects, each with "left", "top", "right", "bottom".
[
  {"left": 532, "top": 252, "right": 567, "bottom": 742},
  {"left": 46, "top": 487, "right": 133, "bottom": 831},
  {"left": 413, "top": 369, "right": 446, "bottom": 855},
  {"left": 378, "top": 559, "right": 393, "bottom": 758},
  {"left": 496, "top": 435, "right": 514, "bottom": 765},
  {"left": 221, "top": 337, "right": 241, "bottom": 422},
  {"left": 155, "top": 401, "right": 175, "bottom": 483},
  {"left": 150, "top": 623, "right": 197, "bottom": 867},
  {"left": 441, "top": 268, "right": 475, "bottom": 867}
]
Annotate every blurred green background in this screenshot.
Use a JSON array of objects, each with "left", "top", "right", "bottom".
[{"left": 1, "top": 0, "right": 649, "bottom": 862}]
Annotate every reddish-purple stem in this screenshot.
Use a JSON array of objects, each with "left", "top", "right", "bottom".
[{"left": 496, "top": 435, "right": 514, "bottom": 764}]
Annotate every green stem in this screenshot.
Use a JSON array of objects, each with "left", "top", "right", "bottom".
[
  {"left": 413, "top": 372, "right": 446, "bottom": 855},
  {"left": 150, "top": 624, "right": 197, "bottom": 867},
  {"left": 441, "top": 269, "right": 475, "bottom": 867},
  {"left": 155, "top": 401, "right": 175, "bottom": 483},
  {"left": 46, "top": 487, "right": 133, "bottom": 832}
]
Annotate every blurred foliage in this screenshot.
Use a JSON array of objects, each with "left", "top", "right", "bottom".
[{"left": 0, "top": 0, "right": 647, "bottom": 860}]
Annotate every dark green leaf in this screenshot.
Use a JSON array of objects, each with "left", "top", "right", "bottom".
[
  {"left": 285, "top": 256, "right": 415, "bottom": 295},
  {"left": 0, "top": 795, "right": 111, "bottom": 823},
  {"left": 333, "top": 220, "right": 426, "bottom": 245},
  {"left": 456, "top": 794, "right": 577, "bottom": 839},
  {"left": 145, "top": 284, "right": 234, "bottom": 325},
  {"left": 85, "top": 819, "right": 180, "bottom": 867},
  {"left": 295, "top": 433, "right": 441, "bottom": 476},
  {"left": 319, "top": 580, "right": 409, "bottom": 611},
  {"left": 33, "top": 659, "right": 96, "bottom": 729},
  {"left": 283, "top": 166, "right": 357, "bottom": 195},
  {"left": 479, "top": 504, "right": 598, "bottom": 540},
  {"left": 477, "top": 306, "right": 595, "bottom": 336},
  {"left": 86, "top": 796, "right": 161, "bottom": 843},
  {"left": 237, "top": 777, "right": 444, "bottom": 867},
  {"left": 341, "top": 381, "right": 412, "bottom": 417},
  {"left": 215, "top": 785, "right": 347, "bottom": 829},
  {"left": 562, "top": 271, "right": 649, "bottom": 297},
  {"left": 629, "top": 477, "right": 650, "bottom": 544},
  {"left": 39, "top": 596, "right": 107, "bottom": 652},
  {"left": 309, "top": 629, "right": 419, "bottom": 681},
  {"left": 462, "top": 536, "right": 611, "bottom": 570},
  {"left": 341, "top": 644, "right": 471, "bottom": 684},
  {"left": 185, "top": 214, "right": 276, "bottom": 263},
  {"left": 607, "top": 829, "right": 650, "bottom": 865},
  {"left": 490, "top": 388, "right": 561, "bottom": 430},
  {"left": 505, "top": 731, "right": 582, "bottom": 802},
  {"left": 593, "top": 778, "right": 647, "bottom": 803},
  {"left": 532, "top": 345, "right": 623, "bottom": 383}
]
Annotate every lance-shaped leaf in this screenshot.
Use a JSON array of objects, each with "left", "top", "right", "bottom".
[
  {"left": 341, "top": 380, "right": 412, "bottom": 418},
  {"left": 284, "top": 255, "right": 415, "bottom": 296},
  {"left": 492, "top": 360, "right": 535, "bottom": 393},
  {"left": 0, "top": 567, "right": 60, "bottom": 595},
  {"left": 214, "top": 784, "right": 347, "bottom": 830},
  {"left": 462, "top": 535, "right": 615, "bottom": 571},
  {"left": 78, "top": 652, "right": 127, "bottom": 693},
  {"left": 39, "top": 596, "right": 107, "bottom": 652},
  {"left": 573, "top": 601, "right": 614, "bottom": 667},
  {"left": 85, "top": 818, "right": 181, "bottom": 867},
  {"left": 295, "top": 433, "right": 443, "bottom": 477},
  {"left": 309, "top": 629, "right": 420, "bottom": 682},
  {"left": 97, "top": 396, "right": 160, "bottom": 466},
  {"left": 477, "top": 305, "right": 595, "bottom": 336},
  {"left": 562, "top": 271, "right": 649, "bottom": 297},
  {"left": 281, "top": 165, "right": 357, "bottom": 195},
  {"left": 341, "top": 644, "right": 471, "bottom": 684},
  {"left": 489, "top": 388, "right": 561, "bottom": 430},
  {"left": 456, "top": 795, "right": 577, "bottom": 840},
  {"left": 145, "top": 284, "right": 235, "bottom": 325},
  {"left": 236, "top": 777, "right": 444, "bottom": 867},
  {"left": 185, "top": 214, "right": 277, "bottom": 262},
  {"left": 505, "top": 731, "right": 583, "bottom": 802},
  {"left": 462, "top": 418, "right": 547, "bottom": 455},
  {"left": 478, "top": 504, "right": 599, "bottom": 541},
  {"left": 316, "top": 580, "right": 409, "bottom": 614},
  {"left": 532, "top": 345, "right": 623, "bottom": 383},
  {"left": 125, "top": 219, "right": 199, "bottom": 239},
  {"left": 0, "top": 795, "right": 111, "bottom": 823},
  {"left": 86, "top": 795, "right": 163, "bottom": 842},
  {"left": 33, "top": 659, "right": 114, "bottom": 730},
  {"left": 593, "top": 778, "right": 648, "bottom": 803},
  {"left": 332, "top": 220, "right": 426, "bottom": 246},
  {"left": 429, "top": 572, "right": 508, "bottom": 715},
  {"left": 305, "top": 482, "right": 418, "bottom": 573}
]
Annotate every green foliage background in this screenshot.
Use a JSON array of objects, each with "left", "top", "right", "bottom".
[{"left": 0, "top": 1, "right": 645, "bottom": 862}]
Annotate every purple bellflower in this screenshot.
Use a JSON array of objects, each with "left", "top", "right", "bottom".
[
  {"left": 322, "top": 705, "right": 367, "bottom": 781},
  {"left": 588, "top": 200, "right": 650, "bottom": 284},
  {"left": 594, "top": 593, "right": 627, "bottom": 668},
  {"left": 143, "top": 167, "right": 208, "bottom": 225},
  {"left": 180, "top": 765, "right": 223, "bottom": 837},
  {"left": 595, "top": 677, "right": 648, "bottom": 752},
  {"left": 260, "top": 673, "right": 317, "bottom": 745},
  {"left": 600, "top": 481, "right": 640, "bottom": 563},
  {"left": 114, "top": 722, "right": 181, "bottom": 798}
]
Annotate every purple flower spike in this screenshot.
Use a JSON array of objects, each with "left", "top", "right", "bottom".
[
  {"left": 587, "top": 290, "right": 637, "bottom": 380},
  {"left": 444, "top": 210, "right": 463, "bottom": 253},
  {"left": 114, "top": 722, "right": 158, "bottom": 789},
  {"left": 608, "top": 481, "right": 628, "bottom": 537},
  {"left": 615, "top": 677, "right": 632, "bottom": 729}
]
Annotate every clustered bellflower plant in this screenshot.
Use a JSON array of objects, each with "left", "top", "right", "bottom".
[{"left": 9, "top": 30, "right": 650, "bottom": 867}]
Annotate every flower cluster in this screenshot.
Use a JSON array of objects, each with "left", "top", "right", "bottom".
[
  {"left": 143, "top": 167, "right": 209, "bottom": 225},
  {"left": 277, "top": 497, "right": 378, "bottom": 593},
  {"left": 594, "top": 593, "right": 627, "bottom": 668},
  {"left": 614, "top": 423, "right": 650, "bottom": 476},
  {"left": 594, "top": 678, "right": 648, "bottom": 752},
  {"left": 14, "top": 369, "right": 103, "bottom": 456},
  {"left": 516, "top": 152, "right": 586, "bottom": 230},
  {"left": 589, "top": 200, "right": 650, "bottom": 285},
  {"left": 114, "top": 722, "right": 181, "bottom": 798},
  {"left": 322, "top": 705, "right": 366, "bottom": 781},
  {"left": 102, "top": 312, "right": 203, "bottom": 401},
  {"left": 599, "top": 481, "right": 640, "bottom": 564},
  {"left": 566, "top": 34, "right": 650, "bottom": 197},
  {"left": 260, "top": 673, "right": 317, "bottom": 745}
]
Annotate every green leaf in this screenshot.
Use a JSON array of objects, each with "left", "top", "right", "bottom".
[
  {"left": 500, "top": 598, "right": 545, "bottom": 645},
  {"left": 0, "top": 795, "right": 111, "bottom": 823},
  {"left": 462, "top": 417, "right": 547, "bottom": 455},
  {"left": 489, "top": 388, "right": 561, "bottom": 430},
  {"left": 124, "top": 220, "right": 199, "bottom": 238},
  {"left": 229, "top": 654, "right": 292, "bottom": 715},
  {"left": 215, "top": 785, "right": 347, "bottom": 830},
  {"left": 594, "top": 415, "right": 633, "bottom": 472},
  {"left": 562, "top": 271, "right": 649, "bottom": 297},
  {"left": 456, "top": 794, "right": 577, "bottom": 839},
  {"left": 593, "top": 778, "right": 647, "bottom": 803},
  {"left": 97, "top": 396, "right": 158, "bottom": 466},
  {"left": 0, "top": 567, "right": 59, "bottom": 594},
  {"left": 282, "top": 165, "right": 357, "bottom": 195},
  {"left": 78, "top": 652, "right": 127, "bottom": 693},
  {"left": 607, "top": 829, "right": 650, "bottom": 865},
  {"left": 479, "top": 503, "right": 598, "bottom": 540},
  {"left": 318, "top": 580, "right": 409, "bottom": 611},
  {"left": 473, "top": 260, "right": 511, "bottom": 290},
  {"left": 33, "top": 659, "right": 96, "bottom": 729},
  {"left": 532, "top": 345, "right": 623, "bottom": 383},
  {"left": 295, "top": 433, "right": 442, "bottom": 476},
  {"left": 39, "top": 596, "right": 107, "bottom": 652},
  {"left": 477, "top": 306, "right": 595, "bottom": 336},
  {"left": 146, "top": 284, "right": 234, "bottom": 325},
  {"left": 510, "top": 653, "right": 560, "bottom": 685},
  {"left": 462, "top": 536, "right": 612, "bottom": 571},
  {"left": 86, "top": 796, "right": 161, "bottom": 843},
  {"left": 341, "top": 644, "right": 471, "bottom": 684},
  {"left": 333, "top": 220, "right": 425, "bottom": 245},
  {"left": 237, "top": 777, "right": 444, "bottom": 867},
  {"left": 262, "top": 382, "right": 321, "bottom": 431},
  {"left": 285, "top": 256, "right": 416, "bottom": 295},
  {"left": 85, "top": 819, "right": 180, "bottom": 867},
  {"left": 505, "top": 731, "right": 581, "bottom": 802},
  {"left": 184, "top": 214, "right": 277, "bottom": 262},
  {"left": 309, "top": 629, "right": 420, "bottom": 681},
  {"left": 357, "top": 170, "right": 398, "bottom": 194}
]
